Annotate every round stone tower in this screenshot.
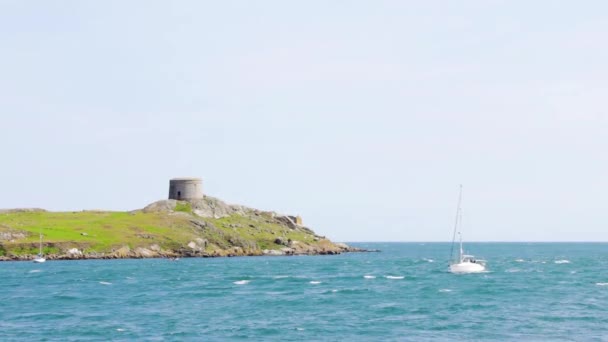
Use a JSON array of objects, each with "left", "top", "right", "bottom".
[{"left": 168, "top": 177, "right": 203, "bottom": 201}]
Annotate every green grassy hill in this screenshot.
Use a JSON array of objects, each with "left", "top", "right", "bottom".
[{"left": 0, "top": 197, "right": 356, "bottom": 260}]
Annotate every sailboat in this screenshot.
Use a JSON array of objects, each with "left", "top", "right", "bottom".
[
  {"left": 449, "top": 185, "right": 486, "bottom": 274},
  {"left": 33, "top": 227, "right": 46, "bottom": 263}
]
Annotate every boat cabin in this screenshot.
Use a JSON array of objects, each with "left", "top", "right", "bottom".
[{"left": 462, "top": 254, "right": 478, "bottom": 263}]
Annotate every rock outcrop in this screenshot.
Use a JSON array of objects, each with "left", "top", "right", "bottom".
[
  {"left": 142, "top": 200, "right": 178, "bottom": 213},
  {"left": 143, "top": 196, "right": 256, "bottom": 219}
]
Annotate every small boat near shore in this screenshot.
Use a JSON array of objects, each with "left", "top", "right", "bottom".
[{"left": 33, "top": 227, "right": 46, "bottom": 263}]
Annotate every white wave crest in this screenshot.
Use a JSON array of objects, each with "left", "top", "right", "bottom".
[
  {"left": 29, "top": 270, "right": 41, "bottom": 273},
  {"left": 439, "top": 289, "right": 452, "bottom": 292},
  {"left": 233, "top": 280, "right": 250, "bottom": 285},
  {"left": 273, "top": 275, "right": 289, "bottom": 279},
  {"left": 554, "top": 260, "right": 571, "bottom": 264},
  {"left": 385, "top": 276, "right": 404, "bottom": 280},
  {"left": 515, "top": 259, "right": 525, "bottom": 262},
  {"left": 309, "top": 281, "right": 322, "bottom": 284},
  {"left": 363, "top": 275, "right": 376, "bottom": 279},
  {"left": 596, "top": 282, "right": 608, "bottom": 286},
  {"left": 99, "top": 281, "right": 112, "bottom": 285}
]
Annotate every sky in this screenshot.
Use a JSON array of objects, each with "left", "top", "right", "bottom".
[{"left": 1, "top": 1, "right": 607, "bottom": 242}]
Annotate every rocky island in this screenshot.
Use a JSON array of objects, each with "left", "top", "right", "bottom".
[{"left": 0, "top": 195, "right": 363, "bottom": 261}]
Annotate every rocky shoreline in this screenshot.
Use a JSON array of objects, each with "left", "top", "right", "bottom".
[{"left": 0, "top": 243, "right": 370, "bottom": 262}]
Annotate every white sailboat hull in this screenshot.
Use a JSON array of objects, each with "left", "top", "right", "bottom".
[
  {"left": 35, "top": 228, "right": 46, "bottom": 263},
  {"left": 449, "top": 261, "right": 485, "bottom": 274}
]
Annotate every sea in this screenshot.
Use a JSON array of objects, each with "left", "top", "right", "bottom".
[{"left": 1, "top": 243, "right": 608, "bottom": 341}]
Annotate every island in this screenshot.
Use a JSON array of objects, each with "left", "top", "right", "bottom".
[{"left": 0, "top": 195, "right": 363, "bottom": 261}]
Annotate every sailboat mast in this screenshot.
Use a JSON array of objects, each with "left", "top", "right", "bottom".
[
  {"left": 459, "top": 231, "right": 463, "bottom": 262},
  {"left": 449, "top": 185, "right": 463, "bottom": 262}
]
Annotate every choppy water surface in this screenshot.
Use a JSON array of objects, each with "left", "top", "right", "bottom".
[{"left": 2, "top": 243, "right": 608, "bottom": 341}]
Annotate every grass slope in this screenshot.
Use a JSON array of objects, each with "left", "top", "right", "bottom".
[{"left": 0, "top": 209, "right": 335, "bottom": 258}]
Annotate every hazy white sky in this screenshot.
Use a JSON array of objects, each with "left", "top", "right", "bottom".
[{"left": 1, "top": 1, "right": 607, "bottom": 242}]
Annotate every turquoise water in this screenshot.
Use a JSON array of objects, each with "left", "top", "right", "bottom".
[{"left": 2, "top": 243, "right": 608, "bottom": 341}]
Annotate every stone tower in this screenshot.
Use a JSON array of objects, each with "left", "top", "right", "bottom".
[{"left": 168, "top": 177, "right": 203, "bottom": 201}]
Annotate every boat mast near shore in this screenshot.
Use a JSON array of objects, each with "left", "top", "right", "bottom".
[
  {"left": 448, "top": 185, "right": 486, "bottom": 274},
  {"left": 33, "top": 227, "right": 46, "bottom": 263}
]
